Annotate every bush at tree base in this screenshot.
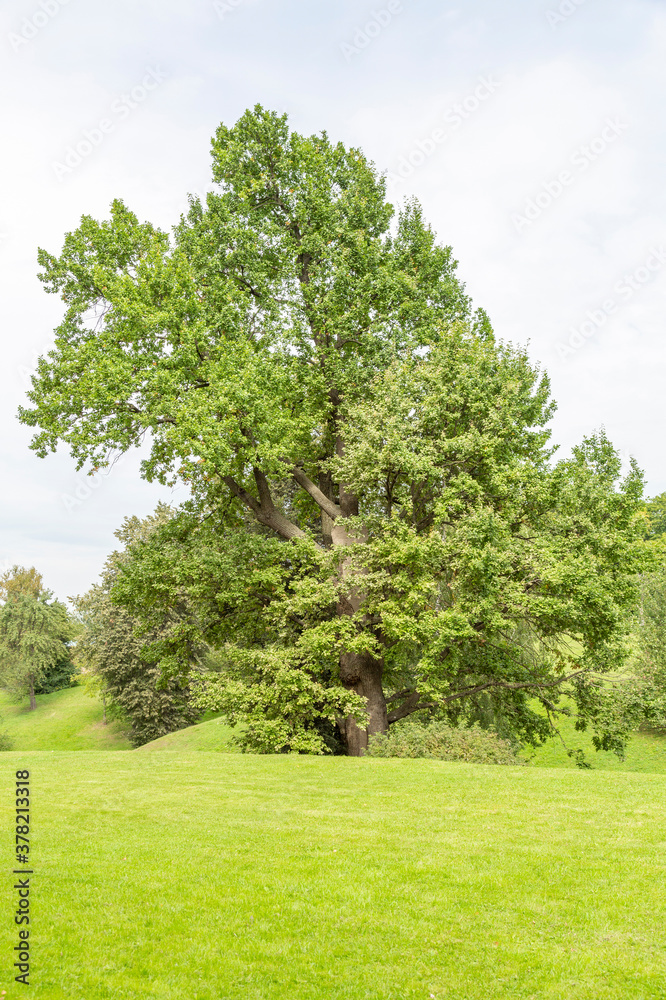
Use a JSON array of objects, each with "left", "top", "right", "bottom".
[{"left": 364, "top": 721, "right": 525, "bottom": 765}]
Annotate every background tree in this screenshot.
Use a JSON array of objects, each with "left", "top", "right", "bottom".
[
  {"left": 0, "top": 589, "right": 73, "bottom": 709},
  {"left": 74, "top": 505, "right": 204, "bottom": 746},
  {"left": 600, "top": 563, "right": 666, "bottom": 735},
  {"left": 0, "top": 565, "right": 43, "bottom": 601},
  {"left": 20, "top": 106, "right": 647, "bottom": 755},
  {"left": 0, "top": 566, "right": 78, "bottom": 699}
]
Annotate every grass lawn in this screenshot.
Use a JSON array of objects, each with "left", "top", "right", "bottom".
[
  {"left": 1, "top": 753, "right": 665, "bottom": 999},
  {"left": 0, "top": 686, "right": 131, "bottom": 751},
  {"left": 524, "top": 701, "right": 666, "bottom": 773}
]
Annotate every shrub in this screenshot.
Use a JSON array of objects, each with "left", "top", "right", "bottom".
[{"left": 364, "top": 721, "right": 525, "bottom": 765}]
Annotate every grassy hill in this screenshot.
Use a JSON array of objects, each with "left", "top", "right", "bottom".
[
  {"left": 134, "top": 714, "right": 236, "bottom": 751},
  {"left": 1, "top": 751, "right": 665, "bottom": 999},
  {"left": 0, "top": 685, "right": 131, "bottom": 750},
  {"left": 4, "top": 683, "right": 666, "bottom": 774},
  {"left": 526, "top": 713, "right": 666, "bottom": 772},
  {"left": 0, "top": 686, "right": 232, "bottom": 753}
]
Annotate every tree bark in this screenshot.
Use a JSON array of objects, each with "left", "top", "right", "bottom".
[
  {"left": 29, "top": 677, "right": 36, "bottom": 711},
  {"left": 333, "top": 435, "right": 388, "bottom": 755},
  {"left": 337, "top": 651, "right": 388, "bottom": 755}
]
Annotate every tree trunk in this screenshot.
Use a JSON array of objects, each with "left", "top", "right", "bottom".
[
  {"left": 29, "top": 677, "right": 36, "bottom": 711},
  {"left": 338, "top": 651, "right": 388, "bottom": 756},
  {"left": 333, "top": 439, "right": 388, "bottom": 755}
]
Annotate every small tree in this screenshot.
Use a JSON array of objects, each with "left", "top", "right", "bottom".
[{"left": 0, "top": 592, "right": 72, "bottom": 709}]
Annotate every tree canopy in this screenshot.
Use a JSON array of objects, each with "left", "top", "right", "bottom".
[
  {"left": 20, "top": 105, "right": 647, "bottom": 755},
  {"left": 0, "top": 564, "right": 43, "bottom": 601}
]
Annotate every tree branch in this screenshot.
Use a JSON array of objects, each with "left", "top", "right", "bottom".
[
  {"left": 223, "top": 474, "right": 319, "bottom": 546},
  {"left": 253, "top": 467, "right": 274, "bottom": 511},
  {"left": 439, "top": 670, "right": 588, "bottom": 706},
  {"left": 292, "top": 466, "right": 341, "bottom": 520},
  {"left": 222, "top": 475, "right": 262, "bottom": 517},
  {"left": 387, "top": 690, "right": 421, "bottom": 723},
  {"left": 386, "top": 671, "right": 588, "bottom": 724},
  {"left": 385, "top": 687, "right": 415, "bottom": 705}
]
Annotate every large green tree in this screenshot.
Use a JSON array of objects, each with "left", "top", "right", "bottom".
[{"left": 20, "top": 106, "right": 646, "bottom": 755}]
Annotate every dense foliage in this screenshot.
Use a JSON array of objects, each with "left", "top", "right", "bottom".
[
  {"left": 34, "top": 652, "right": 79, "bottom": 695},
  {"left": 645, "top": 492, "right": 666, "bottom": 539},
  {"left": 616, "top": 564, "right": 666, "bottom": 731},
  {"left": 74, "top": 507, "right": 203, "bottom": 746},
  {"left": 20, "top": 106, "right": 647, "bottom": 755}
]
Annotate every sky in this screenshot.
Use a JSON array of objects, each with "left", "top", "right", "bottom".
[{"left": 1, "top": 0, "right": 665, "bottom": 601}]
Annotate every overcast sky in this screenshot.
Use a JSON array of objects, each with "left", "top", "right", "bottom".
[{"left": 1, "top": 0, "right": 665, "bottom": 601}]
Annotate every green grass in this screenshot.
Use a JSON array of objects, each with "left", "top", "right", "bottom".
[
  {"left": 2, "top": 753, "right": 665, "bottom": 999},
  {"left": 0, "top": 686, "right": 131, "bottom": 751},
  {"left": 524, "top": 702, "right": 666, "bottom": 773},
  {"left": 135, "top": 714, "right": 236, "bottom": 752}
]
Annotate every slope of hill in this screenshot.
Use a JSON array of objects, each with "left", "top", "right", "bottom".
[
  {"left": 134, "top": 715, "right": 236, "bottom": 752},
  {"left": 524, "top": 700, "right": 666, "bottom": 773},
  {"left": 0, "top": 685, "right": 131, "bottom": 750}
]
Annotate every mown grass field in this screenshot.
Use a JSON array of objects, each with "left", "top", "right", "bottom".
[
  {"left": 2, "top": 752, "right": 665, "bottom": 999},
  {"left": 0, "top": 687, "right": 131, "bottom": 751}
]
